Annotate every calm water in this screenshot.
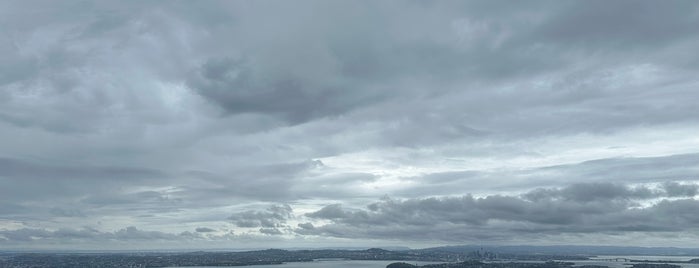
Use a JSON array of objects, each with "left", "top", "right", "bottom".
[
  {"left": 166, "top": 260, "right": 439, "bottom": 268},
  {"left": 577, "top": 255, "right": 699, "bottom": 268},
  {"left": 167, "top": 256, "right": 699, "bottom": 268},
  {"left": 590, "top": 256, "right": 699, "bottom": 262}
]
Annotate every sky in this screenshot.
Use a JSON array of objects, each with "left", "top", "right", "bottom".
[{"left": 1, "top": 0, "right": 699, "bottom": 250}]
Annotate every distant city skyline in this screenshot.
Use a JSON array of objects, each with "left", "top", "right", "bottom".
[{"left": 1, "top": 0, "right": 698, "bottom": 250}]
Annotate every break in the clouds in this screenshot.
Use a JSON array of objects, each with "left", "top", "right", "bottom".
[{"left": 1, "top": 0, "right": 698, "bottom": 249}]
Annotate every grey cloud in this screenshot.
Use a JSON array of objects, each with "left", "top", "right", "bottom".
[
  {"left": 0, "top": 157, "right": 171, "bottom": 212},
  {"left": 303, "top": 182, "right": 699, "bottom": 241},
  {"left": 536, "top": 154, "right": 699, "bottom": 185},
  {"left": 662, "top": 181, "right": 699, "bottom": 197},
  {"left": 188, "top": 57, "right": 385, "bottom": 124},
  {"left": 179, "top": 1, "right": 566, "bottom": 125},
  {"left": 0, "top": 226, "right": 230, "bottom": 243},
  {"left": 0, "top": 158, "right": 324, "bottom": 224},
  {"left": 79, "top": 190, "right": 183, "bottom": 214},
  {"left": 1, "top": 0, "right": 699, "bottom": 249},
  {"left": 297, "top": 223, "right": 315, "bottom": 230},
  {"left": 345, "top": 67, "right": 699, "bottom": 152},
  {"left": 228, "top": 204, "right": 293, "bottom": 228},
  {"left": 0, "top": 203, "right": 29, "bottom": 216},
  {"left": 2, "top": 0, "right": 698, "bottom": 136},
  {"left": 113, "top": 226, "right": 181, "bottom": 240},
  {"left": 0, "top": 5, "right": 215, "bottom": 133},
  {"left": 397, "top": 153, "right": 699, "bottom": 197},
  {"left": 0, "top": 50, "right": 37, "bottom": 87},
  {"left": 652, "top": 199, "right": 699, "bottom": 224},
  {"left": 49, "top": 207, "right": 85, "bottom": 218},
  {"left": 533, "top": 1, "right": 699, "bottom": 49},
  {"left": 2, "top": 0, "right": 697, "bottom": 138},
  {"left": 0, "top": 228, "right": 54, "bottom": 242},
  {"left": 181, "top": 160, "right": 325, "bottom": 203},
  {"left": 291, "top": 172, "right": 379, "bottom": 199},
  {"left": 195, "top": 227, "right": 216, "bottom": 233},
  {"left": 0, "top": 157, "right": 165, "bottom": 181},
  {"left": 259, "top": 228, "right": 284, "bottom": 235},
  {"left": 522, "top": 183, "right": 654, "bottom": 202},
  {"left": 305, "top": 204, "right": 347, "bottom": 219}
]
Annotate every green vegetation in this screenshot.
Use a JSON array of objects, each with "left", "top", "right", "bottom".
[{"left": 387, "top": 262, "right": 419, "bottom": 268}]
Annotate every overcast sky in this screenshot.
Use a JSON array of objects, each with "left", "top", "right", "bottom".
[{"left": 1, "top": 0, "right": 699, "bottom": 250}]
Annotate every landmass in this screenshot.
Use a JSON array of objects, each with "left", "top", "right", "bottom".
[
  {"left": 0, "top": 248, "right": 585, "bottom": 268},
  {"left": 0, "top": 246, "right": 696, "bottom": 268},
  {"left": 386, "top": 261, "right": 684, "bottom": 268}
]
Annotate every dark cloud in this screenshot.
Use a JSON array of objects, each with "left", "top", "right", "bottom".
[
  {"left": 522, "top": 183, "right": 654, "bottom": 202},
  {"left": 181, "top": 0, "right": 698, "bottom": 126},
  {"left": 303, "top": 182, "right": 699, "bottom": 241},
  {"left": 0, "top": 157, "right": 165, "bottom": 181},
  {"left": 49, "top": 208, "right": 85, "bottom": 218},
  {"left": 306, "top": 204, "right": 347, "bottom": 220},
  {"left": 0, "top": 157, "right": 171, "bottom": 211},
  {"left": 0, "top": 0, "right": 698, "bottom": 249},
  {"left": 188, "top": 57, "right": 386, "bottom": 124},
  {"left": 297, "top": 223, "right": 315, "bottom": 230},
  {"left": 662, "top": 181, "right": 699, "bottom": 197},
  {"left": 228, "top": 204, "right": 293, "bottom": 228},
  {"left": 533, "top": 1, "right": 699, "bottom": 48},
  {"left": 195, "top": 227, "right": 216, "bottom": 233}
]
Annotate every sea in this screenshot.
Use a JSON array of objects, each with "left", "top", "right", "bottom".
[
  {"left": 165, "top": 260, "right": 439, "bottom": 268},
  {"left": 166, "top": 256, "right": 699, "bottom": 268}
]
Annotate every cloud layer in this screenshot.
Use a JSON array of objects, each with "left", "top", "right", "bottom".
[
  {"left": 0, "top": 0, "right": 698, "bottom": 249},
  {"left": 301, "top": 182, "right": 699, "bottom": 242}
]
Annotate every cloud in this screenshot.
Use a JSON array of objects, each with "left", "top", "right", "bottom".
[
  {"left": 0, "top": 227, "right": 172, "bottom": 242},
  {"left": 0, "top": 157, "right": 165, "bottom": 181},
  {"left": 662, "top": 181, "right": 699, "bottom": 197},
  {"left": 297, "top": 223, "right": 315, "bottom": 230},
  {"left": 392, "top": 153, "right": 699, "bottom": 198},
  {"left": 522, "top": 182, "right": 654, "bottom": 202},
  {"left": 3, "top": 182, "right": 699, "bottom": 246},
  {"left": 49, "top": 207, "right": 85, "bottom": 218},
  {"left": 179, "top": 160, "right": 325, "bottom": 204},
  {"left": 0, "top": 226, "right": 240, "bottom": 244},
  {"left": 113, "top": 226, "right": 182, "bottom": 240},
  {"left": 0, "top": 157, "right": 177, "bottom": 219},
  {"left": 187, "top": 57, "right": 385, "bottom": 124},
  {"left": 259, "top": 228, "right": 284, "bottom": 235},
  {"left": 532, "top": 1, "right": 699, "bottom": 48},
  {"left": 182, "top": 1, "right": 699, "bottom": 127},
  {"left": 305, "top": 204, "right": 347, "bottom": 220},
  {"left": 228, "top": 204, "right": 293, "bottom": 228},
  {"left": 195, "top": 227, "right": 216, "bottom": 233},
  {"left": 302, "top": 182, "right": 699, "bottom": 242},
  {"left": 0, "top": 0, "right": 698, "bottom": 249}
]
